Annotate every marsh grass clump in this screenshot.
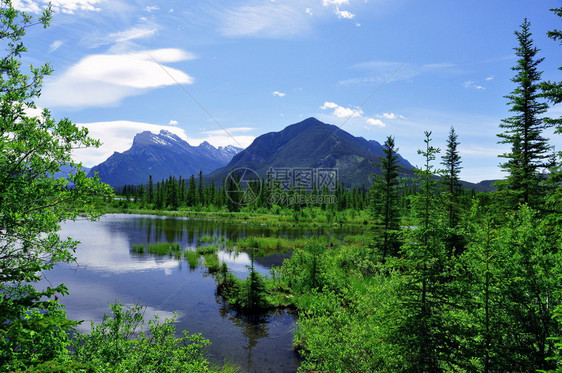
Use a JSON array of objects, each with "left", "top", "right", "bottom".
[
  {"left": 184, "top": 251, "right": 199, "bottom": 269},
  {"left": 198, "top": 234, "right": 215, "bottom": 244},
  {"left": 234, "top": 236, "right": 310, "bottom": 251},
  {"left": 203, "top": 253, "right": 220, "bottom": 273},
  {"left": 131, "top": 244, "right": 145, "bottom": 253},
  {"left": 196, "top": 245, "right": 219, "bottom": 255},
  {"left": 143, "top": 242, "right": 182, "bottom": 256}
]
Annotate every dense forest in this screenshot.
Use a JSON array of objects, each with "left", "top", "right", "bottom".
[{"left": 1, "top": 1, "right": 562, "bottom": 372}]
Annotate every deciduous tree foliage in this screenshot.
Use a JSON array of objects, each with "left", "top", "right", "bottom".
[{"left": 0, "top": 1, "right": 111, "bottom": 370}]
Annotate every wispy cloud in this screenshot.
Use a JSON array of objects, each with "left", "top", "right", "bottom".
[
  {"left": 169, "top": 120, "right": 178, "bottom": 125},
  {"left": 377, "top": 112, "right": 405, "bottom": 120},
  {"left": 322, "top": 0, "right": 349, "bottom": 5},
  {"left": 463, "top": 80, "right": 485, "bottom": 90},
  {"left": 341, "top": 60, "right": 458, "bottom": 85},
  {"left": 14, "top": 0, "right": 103, "bottom": 14},
  {"left": 219, "top": 3, "right": 310, "bottom": 38},
  {"left": 40, "top": 48, "right": 196, "bottom": 108},
  {"left": 108, "top": 26, "right": 158, "bottom": 43},
  {"left": 219, "top": 0, "right": 364, "bottom": 38},
  {"left": 49, "top": 40, "right": 64, "bottom": 53},
  {"left": 272, "top": 91, "right": 286, "bottom": 97}
]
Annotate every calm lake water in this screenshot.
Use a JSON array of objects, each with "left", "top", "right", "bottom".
[{"left": 39, "top": 214, "right": 363, "bottom": 372}]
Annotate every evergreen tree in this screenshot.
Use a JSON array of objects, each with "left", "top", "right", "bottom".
[
  {"left": 496, "top": 19, "right": 551, "bottom": 208},
  {"left": 393, "top": 132, "right": 464, "bottom": 371},
  {"left": 370, "top": 136, "right": 403, "bottom": 259},
  {"left": 440, "top": 127, "right": 464, "bottom": 255},
  {"left": 147, "top": 175, "right": 154, "bottom": 205},
  {"left": 186, "top": 174, "right": 197, "bottom": 207},
  {"left": 198, "top": 170, "right": 204, "bottom": 206}
]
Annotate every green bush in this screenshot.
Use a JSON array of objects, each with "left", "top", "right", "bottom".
[{"left": 71, "top": 303, "right": 216, "bottom": 372}]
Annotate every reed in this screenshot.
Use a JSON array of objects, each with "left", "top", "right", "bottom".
[{"left": 184, "top": 250, "right": 199, "bottom": 269}]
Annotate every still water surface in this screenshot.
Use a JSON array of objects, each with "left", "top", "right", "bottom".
[{"left": 40, "top": 214, "right": 361, "bottom": 372}]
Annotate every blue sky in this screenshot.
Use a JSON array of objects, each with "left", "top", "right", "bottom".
[{"left": 16, "top": 0, "right": 562, "bottom": 183}]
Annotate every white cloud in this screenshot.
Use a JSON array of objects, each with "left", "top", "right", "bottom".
[
  {"left": 377, "top": 112, "right": 405, "bottom": 120},
  {"left": 74, "top": 121, "right": 254, "bottom": 167},
  {"left": 12, "top": 0, "right": 42, "bottom": 13},
  {"left": 463, "top": 80, "right": 485, "bottom": 90},
  {"left": 335, "top": 8, "right": 355, "bottom": 19},
  {"left": 14, "top": 0, "right": 103, "bottom": 14},
  {"left": 321, "top": 101, "right": 363, "bottom": 118},
  {"left": 199, "top": 127, "right": 256, "bottom": 148},
  {"left": 169, "top": 120, "right": 178, "bottom": 125},
  {"left": 306, "top": 8, "right": 313, "bottom": 15},
  {"left": 272, "top": 91, "right": 286, "bottom": 97},
  {"left": 322, "top": 0, "right": 349, "bottom": 5},
  {"left": 203, "top": 127, "right": 254, "bottom": 136},
  {"left": 366, "top": 118, "right": 385, "bottom": 127},
  {"left": 486, "top": 76, "right": 494, "bottom": 81},
  {"left": 108, "top": 26, "right": 157, "bottom": 43},
  {"left": 40, "top": 48, "right": 195, "bottom": 108},
  {"left": 145, "top": 5, "right": 159, "bottom": 12},
  {"left": 75, "top": 121, "right": 191, "bottom": 166},
  {"left": 220, "top": 3, "right": 310, "bottom": 38},
  {"left": 49, "top": 40, "right": 64, "bottom": 53}
]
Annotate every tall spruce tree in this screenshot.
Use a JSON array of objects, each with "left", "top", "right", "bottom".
[
  {"left": 370, "top": 136, "right": 403, "bottom": 259},
  {"left": 497, "top": 19, "right": 551, "bottom": 208},
  {"left": 440, "top": 127, "right": 463, "bottom": 254}
]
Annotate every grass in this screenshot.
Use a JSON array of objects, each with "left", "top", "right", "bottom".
[
  {"left": 184, "top": 250, "right": 200, "bottom": 269},
  {"left": 204, "top": 253, "right": 220, "bottom": 273},
  {"left": 233, "top": 236, "right": 320, "bottom": 251},
  {"left": 131, "top": 242, "right": 181, "bottom": 256},
  {"left": 131, "top": 244, "right": 145, "bottom": 253},
  {"left": 196, "top": 245, "right": 219, "bottom": 255},
  {"left": 199, "top": 234, "right": 215, "bottom": 243},
  {"left": 102, "top": 205, "right": 372, "bottom": 227}
]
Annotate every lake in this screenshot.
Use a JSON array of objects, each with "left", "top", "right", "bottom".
[{"left": 39, "top": 214, "right": 362, "bottom": 372}]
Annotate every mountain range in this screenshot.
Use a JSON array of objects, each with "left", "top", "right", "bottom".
[
  {"left": 207, "top": 117, "right": 415, "bottom": 188},
  {"left": 88, "top": 117, "right": 495, "bottom": 191},
  {"left": 88, "top": 130, "right": 242, "bottom": 187}
]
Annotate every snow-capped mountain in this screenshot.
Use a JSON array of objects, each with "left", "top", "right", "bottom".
[{"left": 88, "top": 130, "right": 242, "bottom": 187}]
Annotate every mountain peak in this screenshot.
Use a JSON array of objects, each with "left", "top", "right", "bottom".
[
  {"left": 208, "top": 117, "right": 414, "bottom": 188},
  {"left": 132, "top": 130, "right": 185, "bottom": 147},
  {"left": 89, "top": 130, "right": 240, "bottom": 187}
]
